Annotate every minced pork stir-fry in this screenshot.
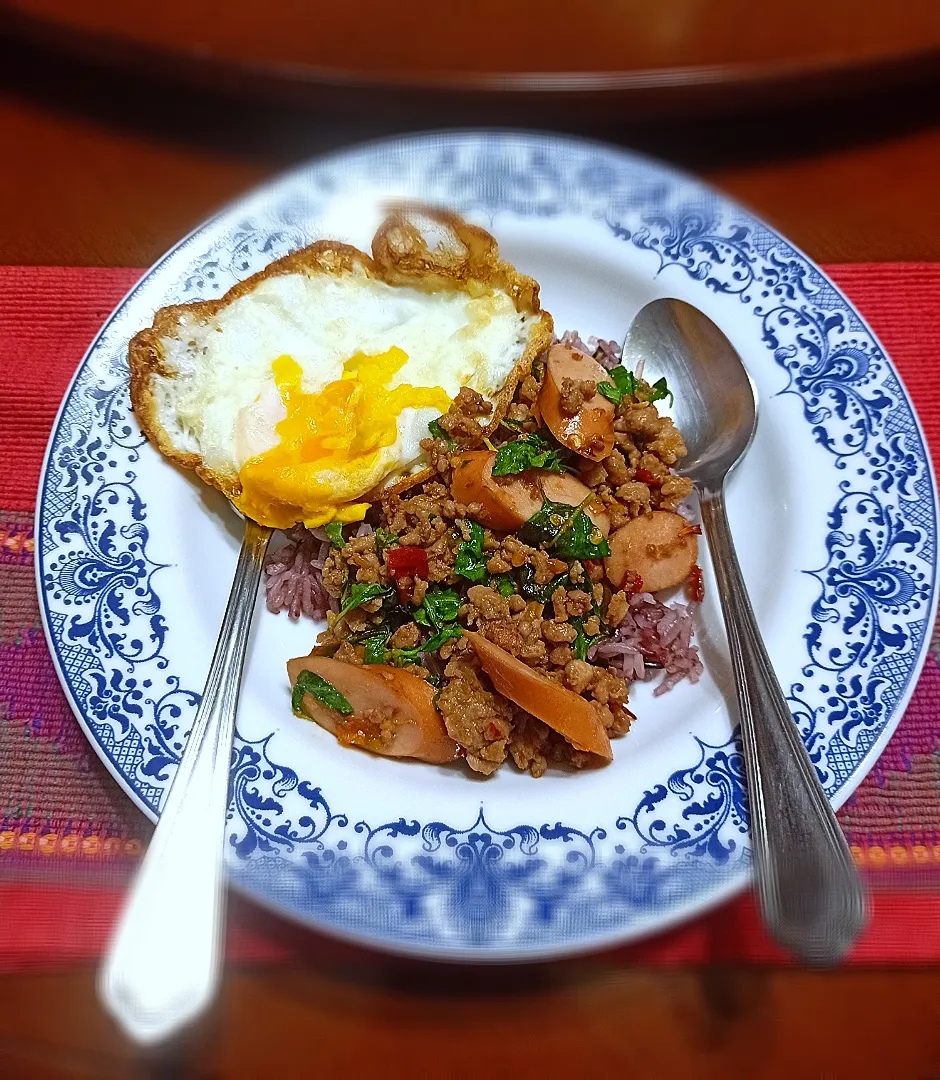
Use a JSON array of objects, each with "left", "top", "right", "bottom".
[{"left": 266, "top": 331, "right": 704, "bottom": 777}]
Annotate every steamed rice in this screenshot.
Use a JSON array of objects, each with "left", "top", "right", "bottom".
[
  {"left": 263, "top": 526, "right": 335, "bottom": 620},
  {"left": 589, "top": 593, "right": 703, "bottom": 695}
]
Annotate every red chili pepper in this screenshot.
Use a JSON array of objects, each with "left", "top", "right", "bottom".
[
  {"left": 626, "top": 572, "right": 644, "bottom": 596},
  {"left": 385, "top": 545, "right": 429, "bottom": 580},
  {"left": 486, "top": 722, "right": 503, "bottom": 741},
  {"left": 686, "top": 565, "right": 705, "bottom": 604},
  {"left": 635, "top": 468, "right": 661, "bottom": 487}
]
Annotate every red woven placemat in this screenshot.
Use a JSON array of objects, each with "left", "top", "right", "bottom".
[{"left": 1, "top": 264, "right": 939, "bottom": 972}]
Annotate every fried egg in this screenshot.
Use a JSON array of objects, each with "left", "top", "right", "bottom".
[{"left": 129, "top": 207, "right": 554, "bottom": 529}]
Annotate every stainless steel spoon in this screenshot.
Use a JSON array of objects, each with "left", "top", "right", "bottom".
[
  {"left": 99, "top": 517, "right": 272, "bottom": 1042},
  {"left": 623, "top": 298, "right": 866, "bottom": 964}
]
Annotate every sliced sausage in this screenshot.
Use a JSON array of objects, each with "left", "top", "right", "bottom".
[
  {"left": 286, "top": 655, "right": 458, "bottom": 765},
  {"left": 537, "top": 343, "right": 615, "bottom": 461},
  {"left": 605, "top": 511, "right": 699, "bottom": 593},
  {"left": 451, "top": 450, "right": 609, "bottom": 534},
  {"left": 451, "top": 450, "right": 533, "bottom": 531},
  {"left": 466, "top": 631, "right": 613, "bottom": 761}
]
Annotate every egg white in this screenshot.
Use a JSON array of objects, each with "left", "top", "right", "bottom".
[{"left": 152, "top": 265, "right": 534, "bottom": 487}]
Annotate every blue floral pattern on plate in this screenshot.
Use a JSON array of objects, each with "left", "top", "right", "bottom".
[{"left": 36, "top": 133, "right": 937, "bottom": 958}]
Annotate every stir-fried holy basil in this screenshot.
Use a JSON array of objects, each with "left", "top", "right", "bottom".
[
  {"left": 572, "top": 617, "right": 605, "bottom": 661},
  {"left": 339, "top": 581, "right": 393, "bottom": 618},
  {"left": 362, "top": 615, "right": 462, "bottom": 666},
  {"left": 596, "top": 365, "right": 637, "bottom": 405},
  {"left": 498, "top": 416, "right": 530, "bottom": 431},
  {"left": 414, "top": 587, "right": 462, "bottom": 628},
  {"left": 518, "top": 496, "right": 610, "bottom": 560},
  {"left": 427, "top": 418, "right": 457, "bottom": 450},
  {"left": 517, "top": 496, "right": 578, "bottom": 549},
  {"left": 552, "top": 508, "right": 611, "bottom": 560},
  {"left": 572, "top": 583, "right": 606, "bottom": 660},
  {"left": 645, "top": 376, "right": 674, "bottom": 406},
  {"left": 374, "top": 527, "right": 398, "bottom": 557},
  {"left": 292, "top": 669, "right": 354, "bottom": 716},
  {"left": 598, "top": 366, "right": 673, "bottom": 407},
  {"left": 362, "top": 628, "right": 391, "bottom": 664},
  {"left": 515, "top": 564, "right": 569, "bottom": 605},
  {"left": 323, "top": 521, "right": 345, "bottom": 548},
  {"left": 390, "top": 624, "right": 463, "bottom": 666},
  {"left": 423, "top": 624, "right": 464, "bottom": 652},
  {"left": 491, "top": 432, "right": 566, "bottom": 477},
  {"left": 493, "top": 574, "right": 516, "bottom": 597},
  {"left": 454, "top": 521, "right": 488, "bottom": 583}
]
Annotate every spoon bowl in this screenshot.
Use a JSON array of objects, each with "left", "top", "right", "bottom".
[
  {"left": 623, "top": 297, "right": 866, "bottom": 965},
  {"left": 623, "top": 297, "right": 757, "bottom": 487}
]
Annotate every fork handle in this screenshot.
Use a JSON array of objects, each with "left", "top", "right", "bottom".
[
  {"left": 98, "top": 519, "right": 272, "bottom": 1043},
  {"left": 699, "top": 484, "right": 866, "bottom": 964}
]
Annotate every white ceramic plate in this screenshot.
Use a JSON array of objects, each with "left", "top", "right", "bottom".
[{"left": 36, "top": 131, "right": 938, "bottom": 959}]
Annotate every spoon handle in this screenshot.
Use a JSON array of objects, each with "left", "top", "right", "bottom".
[
  {"left": 699, "top": 485, "right": 866, "bottom": 964},
  {"left": 99, "top": 519, "right": 272, "bottom": 1043}
]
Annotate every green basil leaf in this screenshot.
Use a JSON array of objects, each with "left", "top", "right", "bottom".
[
  {"left": 418, "top": 587, "right": 461, "bottom": 628},
  {"left": 455, "top": 548, "right": 488, "bottom": 583},
  {"left": 517, "top": 497, "right": 580, "bottom": 549},
  {"left": 378, "top": 593, "right": 416, "bottom": 632},
  {"left": 498, "top": 417, "right": 529, "bottom": 431},
  {"left": 291, "top": 669, "right": 354, "bottom": 716},
  {"left": 646, "top": 376, "right": 674, "bottom": 406},
  {"left": 390, "top": 624, "right": 463, "bottom": 666},
  {"left": 454, "top": 521, "right": 488, "bottom": 583},
  {"left": 596, "top": 365, "right": 637, "bottom": 406},
  {"left": 572, "top": 618, "right": 605, "bottom": 662},
  {"left": 374, "top": 527, "right": 398, "bottom": 557},
  {"left": 324, "top": 521, "right": 346, "bottom": 548},
  {"left": 611, "top": 366, "right": 637, "bottom": 396},
  {"left": 552, "top": 510, "right": 611, "bottom": 560},
  {"left": 515, "top": 564, "right": 569, "bottom": 605},
  {"left": 362, "top": 629, "right": 390, "bottom": 665},
  {"left": 596, "top": 380, "right": 622, "bottom": 405},
  {"left": 428, "top": 418, "right": 457, "bottom": 450},
  {"left": 493, "top": 574, "right": 516, "bottom": 597},
  {"left": 339, "top": 581, "right": 393, "bottom": 618},
  {"left": 519, "top": 494, "right": 610, "bottom": 560},
  {"left": 491, "top": 432, "right": 566, "bottom": 477},
  {"left": 424, "top": 624, "right": 464, "bottom": 653}
]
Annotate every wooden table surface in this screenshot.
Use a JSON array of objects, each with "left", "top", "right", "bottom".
[
  {"left": 6, "top": 0, "right": 940, "bottom": 115},
  {"left": 2, "top": 20, "right": 940, "bottom": 1080},
  {"left": 2, "top": 26, "right": 940, "bottom": 265},
  {"left": 12, "top": 0, "right": 940, "bottom": 80}
]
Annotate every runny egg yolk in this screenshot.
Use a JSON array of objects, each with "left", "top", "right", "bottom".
[{"left": 235, "top": 348, "right": 452, "bottom": 530}]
